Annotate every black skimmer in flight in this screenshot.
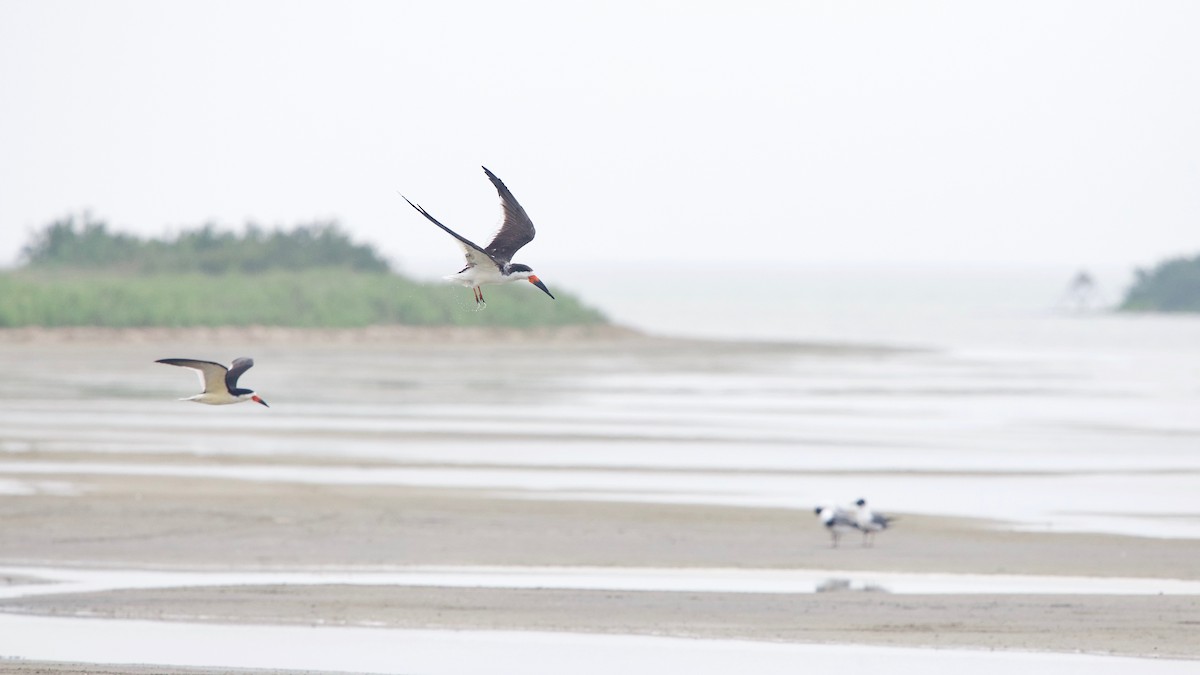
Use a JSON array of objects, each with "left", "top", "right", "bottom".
[
  {"left": 401, "top": 166, "right": 555, "bottom": 309},
  {"left": 814, "top": 505, "right": 858, "bottom": 548},
  {"left": 854, "top": 498, "right": 894, "bottom": 547},
  {"left": 156, "top": 357, "right": 269, "bottom": 407}
]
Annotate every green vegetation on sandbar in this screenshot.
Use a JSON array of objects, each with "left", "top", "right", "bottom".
[
  {"left": 1, "top": 215, "right": 606, "bottom": 328},
  {"left": 1119, "top": 254, "right": 1200, "bottom": 313},
  {"left": 21, "top": 214, "right": 391, "bottom": 274}
]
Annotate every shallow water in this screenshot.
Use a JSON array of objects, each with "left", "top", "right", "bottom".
[
  {"left": 2, "top": 309, "right": 1200, "bottom": 538},
  {"left": 3, "top": 564, "right": 1199, "bottom": 599},
  {"left": 1, "top": 614, "right": 1195, "bottom": 675}
]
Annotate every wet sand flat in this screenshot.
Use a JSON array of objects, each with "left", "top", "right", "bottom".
[
  {"left": 1, "top": 327, "right": 1199, "bottom": 672},
  {"left": 1, "top": 472, "right": 1198, "bottom": 662},
  {"left": 0, "top": 471, "right": 1196, "bottom": 577}
]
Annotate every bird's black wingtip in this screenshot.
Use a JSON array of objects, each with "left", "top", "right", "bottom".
[{"left": 398, "top": 193, "right": 423, "bottom": 212}]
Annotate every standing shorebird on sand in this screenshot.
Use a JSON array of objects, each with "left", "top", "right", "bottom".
[
  {"left": 401, "top": 166, "right": 555, "bottom": 309},
  {"left": 156, "top": 357, "right": 269, "bottom": 407},
  {"left": 854, "top": 498, "right": 894, "bottom": 547},
  {"left": 814, "top": 505, "right": 858, "bottom": 548}
]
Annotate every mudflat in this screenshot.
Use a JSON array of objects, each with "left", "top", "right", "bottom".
[{"left": 1, "top": 469, "right": 1198, "bottom": 663}]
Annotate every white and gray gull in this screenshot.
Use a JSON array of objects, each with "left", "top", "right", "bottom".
[
  {"left": 156, "top": 357, "right": 269, "bottom": 407},
  {"left": 854, "top": 498, "right": 894, "bottom": 547},
  {"left": 814, "top": 505, "right": 858, "bottom": 548},
  {"left": 401, "top": 166, "right": 555, "bottom": 309}
]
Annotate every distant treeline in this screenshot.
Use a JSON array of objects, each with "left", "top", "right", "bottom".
[
  {"left": 1120, "top": 254, "right": 1200, "bottom": 312},
  {"left": 21, "top": 213, "right": 390, "bottom": 274},
  {"left": 2, "top": 214, "right": 607, "bottom": 328}
]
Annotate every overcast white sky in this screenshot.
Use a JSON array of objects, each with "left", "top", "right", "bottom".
[{"left": 1, "top": 1, "right": 1197, "bottom": 275}]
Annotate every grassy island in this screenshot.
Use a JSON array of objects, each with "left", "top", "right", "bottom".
[{"left": 0, "top": 215, "right": 606, "bottom": 328}]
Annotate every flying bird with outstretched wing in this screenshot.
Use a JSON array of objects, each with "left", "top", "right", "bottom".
[
  {"left": 401, "top": 166, "right": 555, "bottom": 309},
  {"left": 156, "top": 357, "right": 269, "bottom": 407}
]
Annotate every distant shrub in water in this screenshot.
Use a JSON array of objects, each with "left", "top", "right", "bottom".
[
  {"left": 1120, "top": 254, "right": 1200, "bottom": 312},
  {"left": 20, "top": 213, "right": 391, "bottom": 274}
]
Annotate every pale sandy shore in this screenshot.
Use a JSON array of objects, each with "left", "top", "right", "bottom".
[
  {"left": 0, "top": 324, "right": 912, "bottom": 356},
  {"left": 0, "top": 324, "right": 645, "bottom": 346}
]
